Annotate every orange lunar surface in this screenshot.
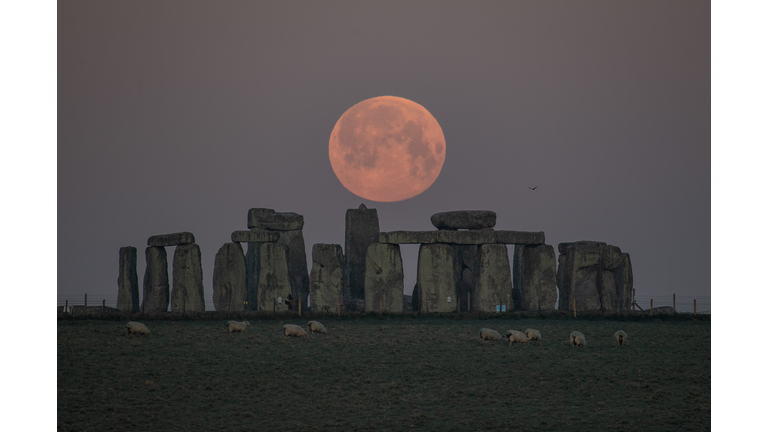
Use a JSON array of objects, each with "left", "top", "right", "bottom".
[{"left": 328, "top": 96, "right": 446, "bottom": 202}]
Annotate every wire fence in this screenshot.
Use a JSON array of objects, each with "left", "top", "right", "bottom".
[{"left": 632, "top": 294, "right": 710, "bottom": 314}]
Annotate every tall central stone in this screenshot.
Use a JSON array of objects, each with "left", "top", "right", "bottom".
[
  {"left": 344, "top": 204, "right": 380, "bottom": 307},
  {"left": 416, "top": 243, "right": 456, "bottom": 313}
]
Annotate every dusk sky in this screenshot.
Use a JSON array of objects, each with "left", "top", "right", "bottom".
[{"left": 56, "top": 0, "right": 711, "bottom": 308}]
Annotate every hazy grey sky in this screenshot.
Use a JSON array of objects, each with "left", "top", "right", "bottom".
[{"left": 57, "top": 0, "right": 710, "bottom": 306}]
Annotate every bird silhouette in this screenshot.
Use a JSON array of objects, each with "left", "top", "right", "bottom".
[{"left": 528, "top": 186, "right": 537, "bottom": 190}]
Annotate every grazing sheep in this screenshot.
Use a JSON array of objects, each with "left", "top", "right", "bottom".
[
  {"left": 126, "top": 321, "right": 151, "bottom": 336},
  {"left": 505, "top": 330, "right": 529, "bottom": 345},
  {"left": 226, "top": 320, "right": 250, "bottom": 333},
  {"left": 570, "top": 331, "right": 586, "bottom": 347},
  {"left": 283, "top": 324, "right": 308, "bottom": 338},
  {"left": 614, "top": 330, "right": 628, "bottom": 347},
  {"left": 524, "top": 328, "right": 542, "bottom": 344},
  {"left": 479, "top": 328, "right": 503, "bottom": 341},
  {"left": 307, "top": 320, "right": 328, "bottom": 334}
]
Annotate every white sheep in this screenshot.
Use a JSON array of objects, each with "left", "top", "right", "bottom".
[
  {"left": 307, "top": 320, "right": 328, "bottom": 334},
  {"left": 126, "top": 321, "right": 151, "bottom": 336},
  {"left": 614, "top": 330, "right": 628, "bottom": 347},
  {"left": 479, "top": 328, "right": 503, "bottom": 341},
  {"left": 505, "top": 330, "right": 529, "bottom": 345},
  {"left": 524, "top": 328, "right": 542, "bottom": 344},
  {"left": 226, "top": 320, "right": 250, "bottom": 333},
  {"left": 570, "top": 331, "right": 586, "bottom": 347},
  {"left": 283, "top": 324, "right": 308, "bottom": 338}
]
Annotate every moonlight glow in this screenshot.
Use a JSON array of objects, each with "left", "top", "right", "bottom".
[{"left": 328, "top": 96, "right": 446, "bottom": 202}]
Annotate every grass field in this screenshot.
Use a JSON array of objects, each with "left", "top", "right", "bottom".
[{"left": 58, "top": 315, "right": 710, "bottom": 431}]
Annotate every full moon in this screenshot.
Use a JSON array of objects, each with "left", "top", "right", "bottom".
[{"left": 329, "top": 96, "right": 446, "bottom": 202}]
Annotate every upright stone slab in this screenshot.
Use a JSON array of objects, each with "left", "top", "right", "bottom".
[
  {"left": 212, "top": 242, "right": 247, "bottom": 312},
  {"left": 475, "top": 244, "right": 513, "bottom": 312},
  {"left": 513, "top": 244, "right": 557, "bottom": 311},
  {"left": 452, "top": 244, "right": 479, "bottom": 312},
  {"left": 255, "top": 243, "right": 293, "bottom": 312},
  {"left": 614, "top": 253, "right": 634, "bottom": 312},
  {"left": 557, "top": 241, "right": 604, "bottom": 311},
  {"left": 171, "top": 243, "right": 205, "bottom": 312},
  {"left": 416, "top": 243, "right": 456, "bottom": 313},
  {"left": 309, "top": 244, "right": 345, "bottom": 313},
  {"left": 364, "top": 243, "right": 404, "bottom": 313},
  {"left": 116, "top": 246, "right": 139, "bottom": 313},
  {"left": 273, "top": 228, "right": 310, "bottom": 310},
  {"left": 142, "top": 246, "right": 169, "bottom": 313},
  {"left": 345, "top": 204, "right": 380, "bottom": 305}
]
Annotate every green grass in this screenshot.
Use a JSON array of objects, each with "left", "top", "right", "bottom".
[{"left": 58, "top": 317, "right": 710, "bottom": 431}]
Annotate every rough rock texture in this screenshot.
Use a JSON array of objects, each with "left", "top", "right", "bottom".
[
  {"left": 142, "top": 246, "right": 169, "bottom": 313},
  {"left": 430, "top": 210, "right": 496, "bottom": 230},
  {"left": 475, "top": 244, "right": 513, "bottom": 312},
  {"left": 309, "top": 244, "right": 345, "bottom": 313},
  {"left": 452, "top": 245, "right": 479, "bottom": 312},
  {"left": 364, "top": 243, "right": 404, "bottom": 313},
  {"left": 416, "top": 244, "right": 456, "bottom": 313},
  {"left": 379, "top": 231, "right": 439, "bottom": 244},
  {"left": 557, "top": 241, "right": 631, "bottom": 313},
  {"left": 212, "top": 242, "right": 247, "bottom": 312},
  {"left": 512, "top": 244, "right": 557, "bottom": 311},
  {"left": 247, "top": 208, "right": 304, "bottom": 231},
  {"left": 171, "top": 243, "right": 206, "bottom": 312},
  {"left": 116, "top": 246, "right": 139, "bottom": 313},
  {"left": 231, "top": 230, "right": 279, "bottom": 243},
  {"left": 345, "top": 204, "right": 380, "bottom": 304},
  {"left": 495, "top": 231, "right": 545, "bottom": 245},
  {"left": 378, "top": 230, "right": 496, "bottom": 244},
  {"left": 403, "top": 295, "right": 413, "bottom": 312},
  {"left": 147, "top": 232, "right": 195, "bottom": 247},
  {"left": 255, "top": 243, "right": 293, "bottom": 312},
  {"left": 411, "top": 284, "right": 420, "bottom": 312},
  {"left": 267, "top": 228, "right": 310, "bottom": 309}
]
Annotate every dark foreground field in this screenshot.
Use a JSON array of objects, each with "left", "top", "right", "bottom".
[{"left": 58, "top": 316, "right": 710, "bottom": 431}]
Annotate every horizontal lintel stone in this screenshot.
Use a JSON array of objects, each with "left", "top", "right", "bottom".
[
  {"left": 494, "top": 231, "right": 545, "bottom": 245},
  {"left": 147, "top": 232, "right": 195, "bottom": 247},
  {"left": 380, "top": 230, "right": 545, "bottom": 245},
  {"left": 247, "top": 208, "right": 304, "bottom": 231},
  {"left": 231, "top": 230, "right": 279, "bottom": 243}
]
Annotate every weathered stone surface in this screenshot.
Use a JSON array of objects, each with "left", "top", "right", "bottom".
[
  {"left": 212, "top": 243, "right": 247, "bottom": 312},
  {"left": 231, "top": 230, "right": 279, "bottom": 243},
  {"left": 557, "top": 241, "right": 631, "bottom": 313},
  {"left": 171, "top": 243, "right": 205, "bottom": 312},
  {"left": 245, "top": 228, "right": 309, "bottom": 311},
  {"left": 452, "top": 245, "right": 479, "bottom": 312},
  {"left": 430, "top": 210, "right": 496, "bottom": 230},
  {"left": 345, "top": 204, "right": 380, "bottom": 301},
  {"left": 309, "top": 244, "right": 344, "bottom": 313},
  {"left": 378, "top": 230, "right": 496, "bottom": 245},
  {"left": 147, "top": 232, "right": 195, "bottom": 247},
  {"left": 364, "top": 243, "right": 404, "bottom": 313},
  {"left": 475, "top": 244, "right": 513, "bottom": 312},
  {"left": 513, "top": 244, "right": 557, "bottom": 311},
  {"left": 495, "top": 231, "right": 545, "bottom": 245},
  {"left": 255, "top": 243, "right": 293, "bottom": 312},
  {"left": 411, "top": 284, "right": 420, "bottom": 312},
  {"left": 117, "top": 246, "right": 139, "bottom": 313},
  {"left": 416, "top": 244, "right": 456, "bottom": 313},
  {"left": 142, "top": 246, "right": 169, "bottom": 313},
  {"left": 403, "top": 295, "right": 413, "bottom": 312},
  {"left": 247, "top": 208, "right": 304, "bottom": 231}
]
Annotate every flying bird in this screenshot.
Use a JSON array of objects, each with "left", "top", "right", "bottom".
[{"left": 528, "top": 186, "right": 537, "bottom": 190}]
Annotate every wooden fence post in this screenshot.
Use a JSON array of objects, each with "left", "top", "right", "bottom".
[
  {"left": 573, "top": 298, "right": 576, "bottom": 318},
  {"left": 650, "top": 298, "right": 653, "bottom": 317},
  {"left": 84, "top": 293, "right": 88, "bottom": 315},
  {"left": 65, "top": 300, "right": 69, "bottom": 319},
  {"left": 632, "top": 289, "right": 636, "bottom": 311},
  {"left": 694, "top": 299, "right": 697, "bottom": 315},
  {"left": 102, "top": 299, "right": 105, "bottom": 317},
  {"left": 298, "top": 297, "right": 302, "bottom": 316},
  {"left": 673, "top": 294, "right": 676, "bottom": 312}
]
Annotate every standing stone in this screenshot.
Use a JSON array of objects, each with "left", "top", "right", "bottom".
[
  {"left": 116, "top": 246, "right": 139, "bottom": 313},
  {"left": 255, "top": 243, "right": 293, "bottom": 312},
  {"left": 309, "top": 244, "right": 345, "bottom": 313},
  {"left": 171, "top": 243, "right": 205, "bottom": 312},
  {"left": 475, "top": 244, "right": 513, "bottom": 312},
  {"left": 273, "top": 229, "right": 310, "bottom": 311},
  {"left": 142, "top": 246, "right": 169, "bottom": 313},
  {"left": 212, "top": 242, "right": 247, "bottom": 312},
  {"left": 344, "top": 204, "right": 380, "bottom": 306},
  {"left": 452, "top": 244, "right": 479, "bottom": 312},
  {"left": 416, "top": 243, "right": 456, "bottom": 313},
  {"left": 364, "top": 243, "right": 404, "bottom": 313},
  {"left": 557, "top": 241, "right": 604, "bottom": 312},
  {"left": 246, "top": 242, "right": 259, "bottom": 311},
  {"left": 614, "top": 253, "right": 634, "bottom": 312},
  {"left": 513, "top": 244, "right": 557, "bottom": 311}
]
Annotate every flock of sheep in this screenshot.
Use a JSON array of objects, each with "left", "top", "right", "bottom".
[
  {"left": 125, "top": 321, "right": 629, "bottom": 347},
  {"left": 479, "top": 327, "right": 629, "bottom": 347}
]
